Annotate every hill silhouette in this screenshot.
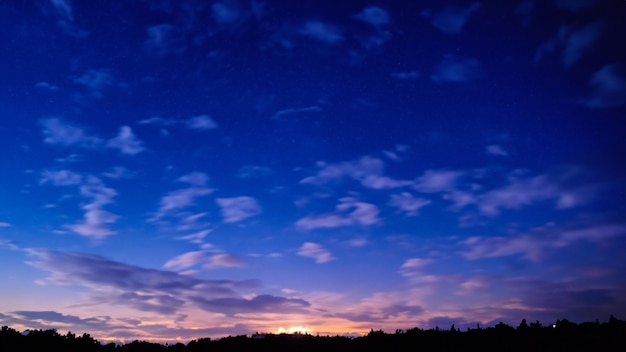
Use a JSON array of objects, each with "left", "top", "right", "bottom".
[{"left": 1, "top": 315, "right": 625, "bottom": 352}]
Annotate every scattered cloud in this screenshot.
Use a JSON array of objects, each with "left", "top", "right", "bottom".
[
  {"left": 186, "top": 115, "right": 219, "bottom": 130},
  {"left": 389, "top": 192, "right": 431, "bottom": 217},
  {"left": 563, "top": 23, "right": 605, "bottom": 68},
  {"left": 236, "top": 165, "right": 271, "bottom": 178},
  {"left": 0, "top": 222, "right": 11, "bottom": 228},
  {"left": 151, "top": 173, "right": 213, "bottom": 221},
  {"left": 40, "top": 171, "right": 119, "bottom": 239},
  {"left": 107, "top": 126, "right": 145, "bottom": 155},
  {"left": 205, "top": 253, "right": 245, "bottom": 269},
  {"left": 301, "top": 156, "right": 412, "bottom": 189},
  {"left": 354, "top": 6, "right": 390, "bottom": 28},
  {"left": 164, "top": 250, "right": 207, "bottom": 270},
  {"left": 485, "top": 144, "right": 509, "bottom": 156},
  {"left": 414, "top": 169, "right": 464, "bottom": 193},
  {"left": 555, "top": 0, "right": 595, "bottom": 11},
  {"left": 26, "top": 249, "right": 249, "bottom": 315},
  {"left": 431, "top": 55, "right": 482, "bottom": 83},
  {"left": 191, "top": 294, "right": 309, "bottom": 316},
  {"left": 297, "top": 242, "right": 334, "bottom": 263},
  {"left": 271, "top": 106, "right": 322, "bottom": 120},
  {"left": 514, "top": 1, "right": 534, "bottom": 26},
  {"left": 102, "top": 166, "right": 135, "bottom": 179},
  {"left": 461, "top": 223, "right": 626, "bottom": 262},
  {"left": 300, "top": 20, "right": 343, "bottom": 44},
  {"left": 50, "top": 0, "right": 73, "bottom": 21},
  {"left": 582, "top": 64, "right": 626, "bottom": 109},
  {"left": 391, "top": 71, "right": 420, "bottom": 80},
  {"left": 67, "top": 176, "right": 118, "bottom": 239},
  {"left": 215, "top": 197, "right": 262, "bottom": 223},
  {"left": 145, "top": 24, "right": 186, "bottom": 56},
  {"left": 296, "top": 197, "right": 380, "bottom": 230},
  {"left": 211, "top": 1, "right": 241, "bottom": 25},
  {"left": 177, "top": 229, "right": 212, "bottom": 244},
  {"left": 35, "top": 81, "right": 59, "bottom": 91},
  {"left": 429, "top": 3, "right": 480, "bottom": 34},
  {"left": 40, "top": 118, "right": 101, "bottom": 148},
  {"left": 73, "top": 69, "right": 121, "bottom": 98},
  {"left": 40, "top": 169, "right": 82, "bottom": 186},
  {"left": 138, "top": 115, "right": 218, "bottom": 131}
]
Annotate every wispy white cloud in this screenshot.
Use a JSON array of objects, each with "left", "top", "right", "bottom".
[
  {"left": 40, "top": 118, "right": 102, "bottom": 148},
  {"left": 391, "top": 71, "right": 420, "bottom": 80},
  {"left": 67, "top": 176, "right": 118, "bottom": 239},
  {"left": 271, "top": 106, "right": 321, "bottom": 120},
  {"left": 354, "top": 6, "right": 390, "bottom": 28},
  {"left": 431, "top": 55, "right": 482, "bottom": 83},
  {"left": 0, "top": 222, "right": 11, "bottom": 228},
  {"left": 389, "top": 192, "right": 431, "bottom": 217},
  {"left": 102, "top": 166, "right": 135, "bottom": 179},
  {"left": 461, "top": 223, "right": 626, "bottom": 262},
  {"left": 177, "top": 229, "right": 212, "bottom": 244},
  {"left": 35, "top": 81, "right": 59, "bottom": 91},
  {"left": 236, "top": 165, "right": 271, "bottom": 178},
  {"left": 145, "top": 24, "right": 186, "bottom": 56},
  {"left": 205, "top": 253, "right": 245, "bottom": 269},
  {"left": 152, "top": 173, "right": 213, "bottom": 221},
  {"left": 582, "top": 64, "right": 626, "bottom": 109},
  {"left": 301, "top": 156, "right": 412, "bottom": 189},
  {"left": 186, "top": 115, "right": 219, "bottom": 130},
  {"left": 40, "top": 169, "right": 82, "bottom": 186},
  {"left": 164, "top": 250, "right": 207, "bottom": 270},
  {"left": 50, "top": 0, "right": 73, "bottom": 21},
  {"left": 40, "top": 170, "right": 119, "bottom": 239},
  {"left": 429, "top": 3, "right": 480, "bottom": 34},
  {"left": 297, "top": 242, "right": 334, "bottom": 263},
  {"left": 563, "top": 23, "right": 605, "bottom": 68},
  {"left": 485, "top": 145, "right": 509, "bottom": 156},
  {"left": 139, "top": 115, "right": 218, "bottom": 131},
  {"left": 300, "top": 20, "right": 343, "bottom": 44},
  {"left": 211, "top": 1, "right": 240, "bottom": 25},
  {"left": 514, "top": 1, "right": 534, "bottom": 27},
  {"left": 414, "top": 169, "right": 464, "bottom": 193},
  {"left": 215, "top": 196, "right": 262, "bottom": 223},
  {"left": 73, "top": 69, "right": 121, "bottom": 98},
  {"left": 107, "top": 126, "right": 145, "bottom": 155},
  {"left": 296, "top": 197, "right": 380, "bottom": 230}
]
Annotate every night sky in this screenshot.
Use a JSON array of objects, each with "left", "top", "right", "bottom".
[{"left": 1, "top": 0, "right": 626, "bottom": 344}]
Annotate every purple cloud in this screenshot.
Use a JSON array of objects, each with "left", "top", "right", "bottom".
[
  {"left": 297, "top": 242, "right": 334, "bottom": 263},
  {"left": 296, "top": 197, "right": 380, "bottom": 230}
]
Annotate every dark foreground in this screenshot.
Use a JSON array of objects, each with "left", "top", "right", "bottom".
[{"left": 2, "top": 316, "right": 625, "bottom": 352}]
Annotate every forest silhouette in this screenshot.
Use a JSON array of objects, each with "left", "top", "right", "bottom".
[{"left": 1, "top": 315, "right": 625, "bottom": 351}]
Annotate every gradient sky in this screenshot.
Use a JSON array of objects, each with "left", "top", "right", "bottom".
[{"left": 1, "top": 0, "right": 625, "bottom": 344}]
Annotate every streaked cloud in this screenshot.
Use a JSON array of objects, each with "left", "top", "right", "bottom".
[
  {"left": 301, "top": 156, "right": 412, "bottom": 190},
  {"left": 389, "top": 192, "right": 431, "bottom": 217},
  {"left": 296, "top": 197, "right": 380, "bottom": 230},
  {"left": 216, "top": 196, "right": 262, "bottom": 223},
  {"left": 461, "top": 223, "right": 626, "bottom": 262},
  {"left": 40, "top": 118, "right": 102, "bottom": 148},
  {"left": 107, "top": 126, "right": 145, "bottom": 155},
  {"left": 300, "top": 20, "right": 343, "bottom": 44},
  {"left": 297, "top": 242, "right": 334, "bottom": 263},
  {"left": 429, "top": 3, "right": 480, "bottom": 34},
  {"left": 354, "top": 6, "right": 390, "bottom": 28},
  {"left": 139, "top": 115, "right": 218, "bottom": 131},
  {"left": 431, "top": 55, "right": 482, "bottom": 83},
  {"left": 485, "top": 145, "right": 509, "bottom": 156},
  {"left": 414, "top": 169, "right": 464, "bottom": 193},
  {"left": 582, "top": 64, "right": 626, "bottom": 109}
]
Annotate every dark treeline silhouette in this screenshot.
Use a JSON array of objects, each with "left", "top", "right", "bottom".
[{"left": 2, "top": 316, "right": 625, "bottom": 352}]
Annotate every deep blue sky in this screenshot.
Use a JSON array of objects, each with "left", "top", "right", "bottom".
[{"left": 1, "top": 0, "right": 625, "bottom": 343}]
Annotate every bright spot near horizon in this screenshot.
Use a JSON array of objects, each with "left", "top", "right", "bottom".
[{"left": 276, "top": 326, "right": 311, "bottom": 334}]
